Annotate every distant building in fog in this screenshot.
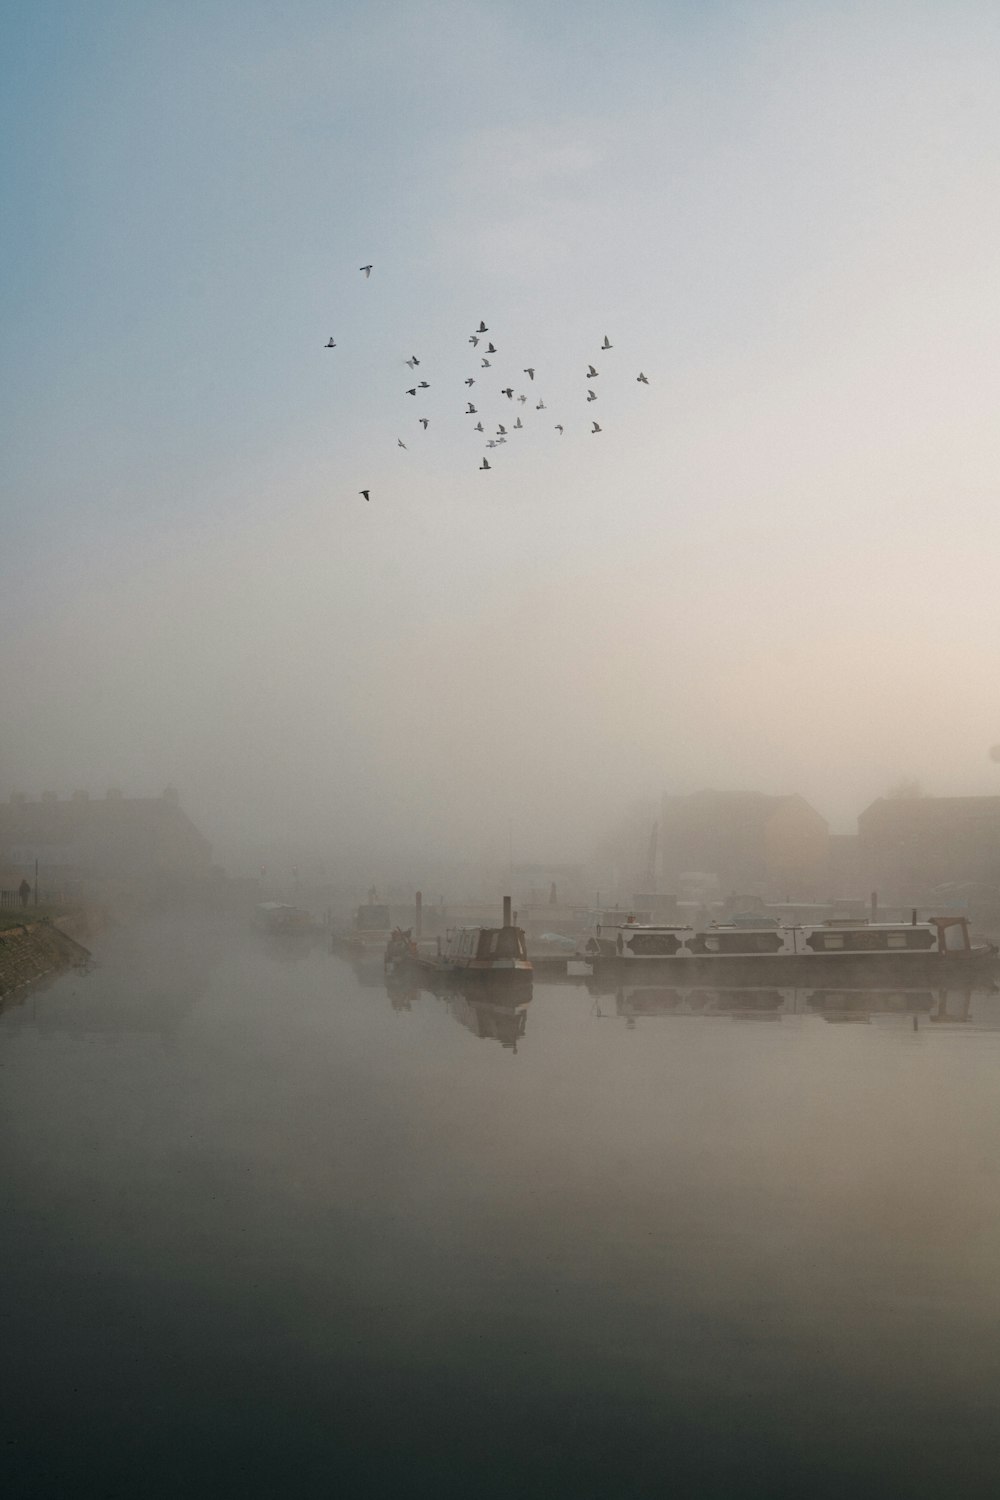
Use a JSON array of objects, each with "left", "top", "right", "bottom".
[
  {"left": 858, "top": 796, "right": 1000, "bottom": 899},
  {"left": 0, "top": 787, "right": 212, "bottom": 901},
  {"left": 659, "top": 790, "right": 830, "bottom": 898}
]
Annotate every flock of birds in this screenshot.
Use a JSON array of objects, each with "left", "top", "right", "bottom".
[{"left": 331, "top": 265, "right": 650, "bottom": 500}]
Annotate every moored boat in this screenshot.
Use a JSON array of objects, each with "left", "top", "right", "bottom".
[
  {"left": 252, "top": 901, "right": 313, "bottom": 935},
  {"left": 585, "top": 915, "right": 997, "bottom": 984},
  {"left": 416, "top": 897, "right": 532, "bottom": 987}
]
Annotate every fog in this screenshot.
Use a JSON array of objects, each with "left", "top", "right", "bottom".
[{"left": 5, "top": 1, "right": 1000, "bottom": 879}]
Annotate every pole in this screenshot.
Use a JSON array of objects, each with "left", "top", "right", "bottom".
[{"left": 34, "top": 858, "right": 38, "bottom": 907}]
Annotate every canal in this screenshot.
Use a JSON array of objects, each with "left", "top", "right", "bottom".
[{"left": 3, "top": 916, "right": 1000, "bottom": 1497}]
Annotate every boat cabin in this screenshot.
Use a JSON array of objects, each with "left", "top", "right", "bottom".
[{"left": 443, "top": 924, "right": 529, "bottom": 967}]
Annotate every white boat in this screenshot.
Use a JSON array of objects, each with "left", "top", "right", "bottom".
[{"left": 585, "top": 915, "right": 995, "bottom": 981}]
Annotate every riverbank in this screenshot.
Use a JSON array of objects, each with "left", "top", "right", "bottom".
[{"left": 0, "top": 917, "right": 92, "bottom": 1000}]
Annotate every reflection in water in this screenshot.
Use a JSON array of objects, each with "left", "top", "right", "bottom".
[
  {"left": 9, "top": 927, "right": 1000, "bottom": 1497},
  {"left": 589, "top": 979, "right": 1000, "bottom": 1031},
  {"left": 385, "top": 970, "right": 533, "bottom": 1051}
]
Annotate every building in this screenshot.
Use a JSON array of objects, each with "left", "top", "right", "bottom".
[
  {"left": 858, "top": 796, "right": 1000, "bottom": 901},
  {"left": 659, "top": 790, "right": 830, "bottom": 898},
  {"left": 0, "top": 787, "right": 213, "bottom": 904}
]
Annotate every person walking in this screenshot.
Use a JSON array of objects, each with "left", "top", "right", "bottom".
[{"left": 18, "top": 877, "right": 31, "bottom": 908}]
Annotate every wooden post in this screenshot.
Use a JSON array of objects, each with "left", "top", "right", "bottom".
[
  {"left": 415, "top": 890, "right": 422, "bottom": 937},
  {"left": 503, "top": 895, "right": 512, "bottom": 928}
]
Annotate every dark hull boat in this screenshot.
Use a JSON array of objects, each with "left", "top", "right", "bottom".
[{"left": 413, "top": 897, "right": 532, "bottom": 989}]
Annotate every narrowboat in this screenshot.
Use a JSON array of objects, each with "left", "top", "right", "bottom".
[
  {"left": 252, "top": 901, "right": 313, "bottom": 935},
  {"left": 417, "top": 897, "right": 532, "bottom": 987},
  {"left": 585, "top": 915, "right": 997, "bottom": 985}
]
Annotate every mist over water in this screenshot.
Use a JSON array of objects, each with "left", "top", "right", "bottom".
[{"left": 4, "top": 919, "right": 1000, "bottom": 1497}]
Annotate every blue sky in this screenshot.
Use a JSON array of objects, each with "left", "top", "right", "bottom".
[{"left": 5, "top": 2, "right": 1000, "bottom": 869}]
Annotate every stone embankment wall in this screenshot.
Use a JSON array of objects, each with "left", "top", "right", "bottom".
[{"left": 0, "top": 920, "right": 92, "bottom": 1000}]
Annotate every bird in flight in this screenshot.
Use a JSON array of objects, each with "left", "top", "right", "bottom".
[
  {"left": 496, "top": 436, "right": 507, "bottom": 444},
  {"left": 474, "top": 421, "right": 484, "bottom": 432},
  {"left": 514, "top": 417, "right": 523, "bottom": 429},
  {"left": 523, "top": 368, "right": 535, "bottom": 381},
  {"left": 360, "top": 489, "right": 370, "bottom": 501},
  {"left": 469, "top": 335, "right": 480, "bottom": 348},
  {"left": 360, "top": 265, "right": 373, "bottom": 278},
  {"left": 555, "top": 425, "right": 564, "bottom": 434},
  {"left": 397, "top": 438, "right": 407, "bottom": 449},
  {"left": 601, "top": 335, "right": 612, "bottom": 349},
  {"left": 517, "top": 394, "right": 527, "bottom": 404},
  {"left": 637, "top": 371, "right": 649, "bottom": 384},
  {"left": 476, "top": 321, "right": 488, "bottom": 333},
  {"left": 406, "top": 387, "right": 417, "bottom": 396},
  {"left": 481, "top": 358, "right": 492, "bottom": 368},
  {"left": 586, "top": 390, "right": 597, "bottom": 402},
  {"left": 417, "top": 380, "right": 429, "bottom": 389},
  {"left": 465, "top": 377, "right": 475, "bottom": 387},
  {"left": 405, "top": 356, "right": 420, "bottom": 368},
  {"left": 486, "top": 342, "right": 497, "bottom": 354},
  {"left": 487, "top": 439, "right": 497, "bottom": 448},
  {"left": 536, "top": 400, "right": 546, "bottom": 410},
  {"left": 480, "top": 458, "right": 491, "bottom": 469},
  {"left": 501, "top": 387, "right": 514, "bottom": 399},
  {"left": 591, "top": 421, "right": 601, "bottom": 433},
  {"left": 466, "top": 402, "right": 477, "bottom": 414},
  {"left": 419, "top": 418, "right": 429, "bottom": 429},
  {"left": 325, "top": 337, "right": 336, "bottom": 348},
  {"left": 497, "top": 424, "right": 507, "bottom": 435},
  {"left": 587, "top": 365, "right": 598, "bottom": 378}
]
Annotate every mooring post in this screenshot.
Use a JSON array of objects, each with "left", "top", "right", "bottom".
[
  {"left": 415, "top": 890, "right": 422, "bottom": 937},
  {"left": 503, "top": 895, "right": 512, "bottom": 928}
]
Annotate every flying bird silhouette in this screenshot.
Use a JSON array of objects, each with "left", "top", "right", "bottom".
[
  {"left": 469, "top": 335, "right": 480, "bottom": 347},
  {"left": 637, "top": 371, "right": 649, "bottom": 384},
  {"left": 497, "top": 424, "right": 507, "bottom": 435},
  {"left": 536, "top": 400, "right": 546, "bottom": 410},
  {"left": 417, "top": 381, "right": 429, "bottom": 389},
  {"left": 397, "top": 438, "right": 407, "bottom": 448},
  {"left": 523, "top": 368, "right": 535, "bottom": 380},
  {"left": 514, "top": 417, "right": 523, "bottom": 429},
  {"left": 517, "top": 394, "right": 527, "bottom": 404},
  {"left": 481, "top": 358, "right": 492, "bottom": 368},
  {"left": 476, "top": 321, "right": 488, "bottom": 333},
  {"left": 480, "top": 458, "right": 491, "bottom": 469},
  {"left": 486, "top": 342, "right": 497, "bottom": 354},
  {"left": 586, "top": 390, "right": 597, "bottom": 402},
  {"left": 466, "top": 403, "right": 477, "bottom": 414},
  {"left": 360, "top": 489, "right": 370, "bottom": 501},
  {"left": 419, "top": 418, "right": 429, "bottom": 429},
  {"left": 501, "top": 387, "right": 513, "bottom": 399},
  {"left": 406, "top": 388, "right": 417, "bottom": 396},
  {"left": 487, "top": 440, "right": 497, "bottom": 448},
  {"left": 360, "top": 265, "right": 373, "bottom": 278},
  {"left": 474, "top": 421, "right": 484, "bottom": 432},
  {"left": 591, "top": 421, "right": 601, "bottom": 433},
  {"left": 325, "top": 337, "right": 336, "bottom": 348},
  {"left": 405, "top": 356, "right": 420, "bottom": 368},
  {"left": 587, "top": 365, "right": 598, "bottom": 378},
  {"left": 555, "top": 425, "right": 564, "bottom": 434},
  {"left": 601, "top": 335, "right": 612, "bottom": 349},
  {"left": 465, "top": 377, "right": 475, "bottom": 386}
]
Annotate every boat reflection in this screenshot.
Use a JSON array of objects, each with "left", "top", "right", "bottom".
[{"left": 588, "top": 979, "right": 1000, "bottom": 1028}]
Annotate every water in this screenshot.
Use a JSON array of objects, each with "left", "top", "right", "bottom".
[{"left": 4, "top": 918, "right": 1000, "bottom": 1498}]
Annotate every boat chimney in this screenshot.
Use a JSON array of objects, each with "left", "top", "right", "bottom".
[
  {"left": 415, "top": 890, "right": 423, "bottom": 937},
  {"left": 912, "top": 907, "right": 918, "bottom": 925},
  {"left": 870, "top": 890, "right": 878, "bottom": 921},
  {"left": 503, "top": 895, "right": 512, "bottom": 928}
]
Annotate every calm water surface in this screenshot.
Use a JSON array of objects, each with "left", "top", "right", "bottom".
[{"left": 4, "top": 918, "right": 1000, "bottom": 1497}]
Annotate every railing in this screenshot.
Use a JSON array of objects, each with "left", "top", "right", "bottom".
[{"left": 0, "top": 888, "right": 73, "bottom": 911}]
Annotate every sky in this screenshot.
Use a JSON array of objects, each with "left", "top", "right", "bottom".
[{"left": 4, "top": 0, "right": 1000, "bottom": 876}]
